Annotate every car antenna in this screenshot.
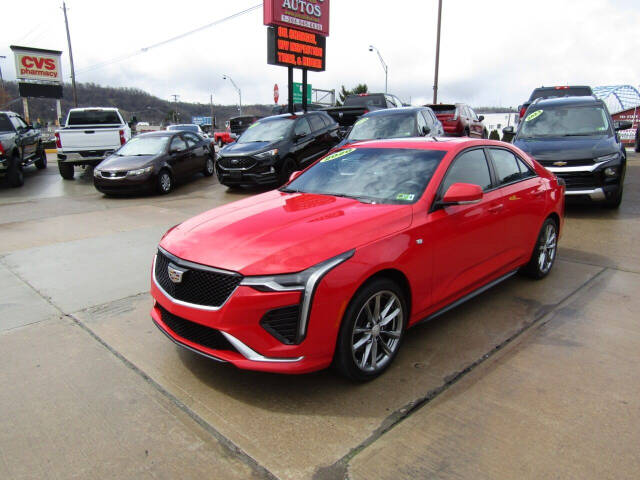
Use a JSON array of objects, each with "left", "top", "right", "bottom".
[{"left": 430, "top": 136, "right": 439, "bottom": 141}]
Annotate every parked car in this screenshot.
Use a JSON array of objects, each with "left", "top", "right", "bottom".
[
  {"left": 517, "top": 85, "right": 593, "bottom": 123},
  {"left": 213, "top": 129, "right": 237, "bottom": 148},
  {"left": 93, "top": 131, "right": 214, "bottom": 195},
  {"left": 334, "top": 107, "right": 444, "bottom": 149},
  {"left": 151, "top": 138, "right": 564, "bottom": 380},
  {"left": 323, "top": 93, "right": 405, "bottom": 135},
  {"left": 167, "top": 124, "right": 207, "bottom": 136},
  {"left": 55, "top": 107, "right": 132, "bottom": 179},
  {"left": 215, "top": 111, "right": 340, "bottom": 187},
  {"left": 426, "top": 103, "right": 487, "bottom": 138},
  {"left": 229, "top": 115, "right": 263, "bottom": 137},
  {"left": 507, "top": 95, "right": 628, "bottom": 208},
  {"left": 0, "top": 111, "right": 46, "bottom": 187}
]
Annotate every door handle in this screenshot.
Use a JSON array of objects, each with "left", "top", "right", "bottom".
[{"left": 488, "top": 204, "right": 504, "bottom": 213}]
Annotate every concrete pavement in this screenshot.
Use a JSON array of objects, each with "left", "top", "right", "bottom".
[{"left": 1, "top": 152, "right": 639, "bottom": 479}]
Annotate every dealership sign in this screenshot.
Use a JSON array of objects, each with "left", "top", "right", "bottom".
[
  {"left": 264, "top": 0, "right": 330, "bottom": 36},
  {"left": 612, "top": 107, "right": 639, "bottom": 145},
  {"left": 268, "top": 26, "right": 326, "bottom": 71}
]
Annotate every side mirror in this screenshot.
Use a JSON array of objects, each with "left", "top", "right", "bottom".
[
  {"left": 615, "top": 121, "right": 632, "bottom": 131},
  {"left": 502, "top": 126, "right": 515, "bottom": 135},
  {"left": 289, "top": 170, "right": 302, "bottom": 182},
  {"left": 478, "top": 115, "right": 485, "bottom": 122},
  {"left": 422, "top": 126, "right": 431, "bottom": 136},
  {"left": 169, "top": 148, "right": 180, "bottom": 154},
  {"left": 440, "top": 183, "right": 483, "bottom": 206},
  {"left": 294, "top": 133, "right": 307, "bottom": 142}
]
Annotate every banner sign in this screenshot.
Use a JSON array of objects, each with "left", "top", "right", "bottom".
[
  {"left": 11, "top": 45, "right": 63, "bottom": 84},
  {"left": 267, "top": 26, "right": 326, "bottom": 71},
  {"left": 612, "top": 107, "right": 639, "bottom": 145},
  {"left": 264, "top": 0, "right": 330, "bottom": 37}
]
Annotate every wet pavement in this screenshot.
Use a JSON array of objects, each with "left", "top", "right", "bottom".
[{"left": 1, "top": 152, "right": 639, "bottom": 479}]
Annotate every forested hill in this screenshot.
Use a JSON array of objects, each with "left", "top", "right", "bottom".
[{"left": 1, "top": 82, "right": 272, "bottom": 127}]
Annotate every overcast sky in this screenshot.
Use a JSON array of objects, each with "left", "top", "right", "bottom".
[{"left": 2, "top": 0, "right": 640, "bottom": 107}]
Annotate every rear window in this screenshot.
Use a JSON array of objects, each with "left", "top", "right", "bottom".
[
  {"left": 344, "top": 95, "right": 386, "bottom": 108},
  {"left": 429, "top": 105, "right": 456, "bottom": 115},
  {"left": 0, "top": 114, "right": 14, "bottom": 132},
  {"left": 67, "top": 110, "right": 121, "bottom": 125},
  {"left": 529, "top": 87, "right": 592, "bottom": 101},
  {"left": 167, "top": 125, "right": 199, "bottom": 132}
]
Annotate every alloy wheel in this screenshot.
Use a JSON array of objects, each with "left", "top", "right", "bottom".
[
  {"left": 160, "top": 172, "right": 172, "bottom": 193},
  {"left": 206, "top": 158, "right": 214, "bottom": 174},
  {"left": 538, "top": 223, "right": 557, "bottom": 274},
  {"left": 351, "top": 290, "right": 404, "bottom": 372}
]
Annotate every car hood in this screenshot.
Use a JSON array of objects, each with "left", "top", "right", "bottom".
[
  {"left": 220, "top": 141, "right": 277, "bottom": 156},
  {"left": 514, "top": 135, "right": 618, "bottom": 161},
  {"left": 97, "top": 154, "right": 158, "bottom": 170},
  {"left": 160, "top": 190, "right": 413, "bottom": 275}
]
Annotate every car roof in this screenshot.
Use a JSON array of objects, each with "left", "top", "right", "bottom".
[
  {"left": 531, "top": 95, "right": 602, "bottom": 108},
  {"left": 137, "top": 131, "right": 174, "bottom": 137},
  {"left": 363, "top": 107, "right": 427, "bottom": 116},
  {"left": 343, "top": 137, "right": 503, "bottom": 152},
  {"left": 260, "top": 112, "right": 327, "bottom": 121}
]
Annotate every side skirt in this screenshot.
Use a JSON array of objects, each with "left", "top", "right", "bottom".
[{"left": 415, "top": 269, "right": 518, "bottom": 327}]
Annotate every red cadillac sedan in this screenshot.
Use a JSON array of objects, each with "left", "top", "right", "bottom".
[{"left": 150, "top": 138, "right": 564, "bottom": 381}]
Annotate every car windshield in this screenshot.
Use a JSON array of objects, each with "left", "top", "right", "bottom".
[
  {"left": 167, "top": 125, "right": 198, "bottom": 132},
  {"left": 0, "top": 115, "right": 13, "bottom": 132},
  {"left": 518, "top": 105, "right": 610, "bottom": 138},
  {"left": 115, "top": 136, "right": 169, "bottom": 156},
  {"left": 429, "top": 105, "right": 456, "bottom": 115},
  {"left": 347, "top": 114, "right": 418, "bottom": 141},
  {"left": 237, "top": 118, "right": 293, "bottom": 143},
  {"left": 283, "top": 147, "right": 446, "bottom": 204}
]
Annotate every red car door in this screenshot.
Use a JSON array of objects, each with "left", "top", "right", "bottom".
[
  {"left": 486, "top": 147, "right": 547, "bottom": 266},
  {"left": 420, "top": 148, "right": 507, "bottom": 315}
]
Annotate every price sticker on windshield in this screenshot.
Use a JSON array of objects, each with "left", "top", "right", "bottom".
[
  {"left": 524, "top": 110, "right": 543, "bottom": 122},
  {"left": 396, "top": 193, "right": 415, "bottom": 201},
  {"left": 354, "top": 118, "right": 369, "bottom": 126},
  {"left": 248, "top": 122, "right": 260, "bottom": 129},
  {"left": 321, "top": 148, "right": 356, "bottom": 163}
]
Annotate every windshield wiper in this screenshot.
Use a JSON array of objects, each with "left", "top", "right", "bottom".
[
  {"left": 324, "top": 192, "right": 377, "bottom": 204},
  {"left": 280, "top": 187, "right": 301, "bottom": 193}
]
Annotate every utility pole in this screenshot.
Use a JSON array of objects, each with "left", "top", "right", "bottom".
[
  {"left": 62, "top": 1, "right": 78, "bottom": 107},
  {"left": 433, "top": 0, "right": 443, "bottom": 104},
  {"left": 171, "top": 94, "right": 179, "bottom": 123}
]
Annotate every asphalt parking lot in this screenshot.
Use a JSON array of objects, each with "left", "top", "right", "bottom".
[{"left": 1, "top": 151, "right": 639, "bottom": 480}]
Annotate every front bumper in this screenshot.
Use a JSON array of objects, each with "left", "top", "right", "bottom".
[
  {"left": 546, "top": 157, "right": 623, "bottom": 203},
  {"left": 216, "top": 158, "right": 279, "bottom": 185},
  {"left": 94, "top": 170, "right": 154, "bottom": 193},
  {"left": 149, "top": 252, "right": 347, "bottom": 374}
]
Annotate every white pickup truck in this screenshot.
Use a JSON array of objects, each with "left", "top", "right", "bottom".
[{"left": 55, "top": 107, "right": 131, "bottom": 179}]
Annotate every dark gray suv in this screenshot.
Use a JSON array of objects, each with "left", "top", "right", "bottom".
[{"left": 0, "top": 111, "right": 46, "bottom": 187}]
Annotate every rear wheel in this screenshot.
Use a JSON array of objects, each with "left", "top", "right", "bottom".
[
  {"left": 521, "top": 218, "right": 558, "bottom": 279},
  {"left": 58, "top": 162, "right": 74, "bottom": 180},
  {"left": 333, "top": 278, "right": 406, "bottom": 381},
  {"left": 7, "top": 154, "right": 24, "bottom": 187},
  {"left": 157, "top": 169, "right": 173, "bottom": 194},
  {"left": 278, "top": 158, "right": 297, "bottom": 185},
  {"left": 203, "top": 156, "right": 215, "bottom": 177},
  {"left": 35, "top": 149, "right": 47, "bottom": 169}
]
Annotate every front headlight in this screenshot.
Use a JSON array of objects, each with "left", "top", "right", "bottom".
[
  {"left": 93, "top": 169, "right": 101, "bottom": 177},
  {"left": 240, "top": 250, "right": 355, "bottom": 341},
  {"left": 595, "top": 153, "right": 619, "bottom": 163},
  {"left": 127, "top": 165, "right": 154, "bottom": 176},
  {"left": 255, "top": 149, "right": 278, "bottom": 159}
]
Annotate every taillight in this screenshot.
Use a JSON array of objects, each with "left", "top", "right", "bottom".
[
  {"left": 55, "top": 132, "right": 62, "bottom": 148},
  {"left": 519, "top": 107, "right": 526, "bottom": 118},
  {"left": 0, "top": 142, "right": 5, "bottom": 156},
  {"left": 119, "top": 129, "right": 126, "bottom": 145}
]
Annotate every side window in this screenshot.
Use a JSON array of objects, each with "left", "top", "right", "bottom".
[
  {"left": 385, "top": 95, "right": 395, "bottom": 108},
  {"left": 394, "top": 96, "right": 404, "bottom": 107},
  {"left": 516, "top": 156, "right": 536, "bottom": 179},
  {"left": 416, "top": 111, "right": 428, "bottom": 134},
  {"left": 182, "top": 132, "right": 200, "bottom": 147},
  {"left": 420, "top": 111, "right": 433, "bottom": 128},
  {"left": 10, "top": 116, "right": 25, "bottom": 131},
  {"left": 170, "top": 136, "right": 188, "bottom": 152},
  {"left": 468, "top": 107, "right": 479, "bottom": 121},
  {"left": 490, "top": 149, "right": 528, "bottom": 185},
  {"left": 440, "top": 149, "right": 492, "bottom": 194},
  {"left": 308, "top": 115, "right": 325, "bottom": 132},
  {"left": 294, "top": 118, "right": 312, "bottom": 137}
]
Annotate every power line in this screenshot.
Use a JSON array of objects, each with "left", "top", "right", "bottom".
[{"left": 74, "top": 4, "right": 261, "bottom": 77}]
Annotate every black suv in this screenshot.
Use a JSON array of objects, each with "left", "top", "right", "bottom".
[
  {"left": 216, "top": 111, "right": 340, "bottom": 186},
  {"left": 510, "top": 96, "right": 629, "bottom": 208},
  {"left": 0, "top": 111, "right": 46, "bottom": 187}
]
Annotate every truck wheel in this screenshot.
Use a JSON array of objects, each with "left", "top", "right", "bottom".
[
  {"left": 217, "top": 139, "right": 223, "bottom": 148},
  {"left": 35, "top": 149, "right": 47, "bottom": 169},
  {"left": 203, "top": 156, "right": 215, "bottom": 177},
  {"left": 157, "top": 169, "right": 173, "bottom": 194},
  {"left": 59, "top": 162, "right": 74, "bottom": 180},
  {"left": 7, "top": 154, "right": 24, "bottom": 187}
]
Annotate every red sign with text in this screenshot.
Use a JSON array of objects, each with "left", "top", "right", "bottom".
[
  {"left": 267, "top": 26, "right": 326, "bottom": 71},
  {"left": 264, "top": 0, "right": 330, "bottom": 37}
]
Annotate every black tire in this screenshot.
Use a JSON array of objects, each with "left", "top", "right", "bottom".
[
  {"left": 333, "top": 278, "right": 407, "bottom": 381},
  {"left": 7, "top": 154, "right": 24, "bottom": 187},
  {"left": 217, "top": 139, "right": 223, "bottom": 148},
  {"left": 203, "top": 156, "right": 215, "bottom": 177},
  {"left": 58, "top": 162, "right": 74, "bottom": 180},
  {"left": 521, "top": 217, "right": 558, "bottom": 279},
  {"left": 278, "top": 158, "right": 297, "bottom": 185},
  {"left": 635, "top": 130, "right": 640, "bottom": 152},
  {"left": 603, "top": 165, "right": 625, "bottom": 209},
  {"left": 157, "top": 169, "right": 173, "bottom": 194},
  {"left": 464, "top": 128, "right": 470, "bottom": 137},
  {"left": 35, "top": 148, "right": 47, "bottom": 169}
]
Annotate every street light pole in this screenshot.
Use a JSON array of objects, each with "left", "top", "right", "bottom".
[
  {"left": 433, "top": 0, "right": 443, "bottom": 104},
  {"left": 368, "top": 45, "right": 388, "bottom": 94},
  {"left": 62, "top": 1, "right": 78, "bottom": 107},
  {"left": 223, "top": 75, "right": 242, "bottom": 115}
]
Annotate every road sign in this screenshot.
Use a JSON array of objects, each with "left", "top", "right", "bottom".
[
  {"left": 274, "top": 84, "right": 279, "bottom": 104},
  {"left": 293, "top": 82, "right": 312, "bottom": 104},
  {"left": 192, "top": 116, "right": 212, "bottom": 126}
]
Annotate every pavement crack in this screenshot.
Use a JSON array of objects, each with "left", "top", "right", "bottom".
[{"left": 315, "top": 267, "right": 609, "bottom": 480}]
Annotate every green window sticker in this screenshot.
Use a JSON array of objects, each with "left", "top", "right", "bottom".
[
  {"left": 354, "top": 117, "right": 369, "bottom": 126},
  {"left": 248, "top": 122, "right": 259, "bottom": 129},
  {"left": 321, "top": 148, "right": 356, "bottom": 163},
  {"left": 524, "top": 110, "right": 543, "bottom": 122},
  {"left": 396, "top": 193, "right": 415, "bottom": 201}
]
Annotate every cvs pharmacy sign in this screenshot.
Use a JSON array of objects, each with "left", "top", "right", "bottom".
[{"left": 11, "top": 46, "right": 62, "bottom": 83}]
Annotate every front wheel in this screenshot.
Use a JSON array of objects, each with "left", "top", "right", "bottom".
[
  {"left": 7, "top": 155, "right": 24, "bottom": 187},
  {"left": 521, "top": 218, "right": 558, "bottom": 279},
  {"left": 278, "top": 158, "right": 297, "bottom": 185},
  {"left": 333, "top": 278, "right": 407, "bottom": 381},
  {"left": 35, "top": 149, "right": 47, "bottom": 169},
  {"left": 58, "top": 162, "right": 74, "bottom": 179},
  {"left": 203, "top": 156, "right": 214, "bottom": 177},
  {"left": 157, "top": 170, "right": 173, "bottom": 194}
]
